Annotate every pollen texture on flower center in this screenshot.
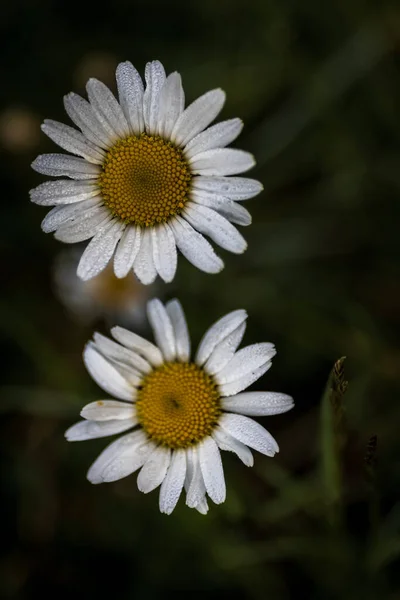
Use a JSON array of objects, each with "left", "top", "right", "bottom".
[
  {"left": 98, "top": 133, "right": 192, "bottom": 227},
  {"left": 136, "top": 362, "right": 221, "bottom": 449}
]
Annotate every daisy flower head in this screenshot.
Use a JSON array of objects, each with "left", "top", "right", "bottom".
[
  {"left": 30, "top": 60, "right": 263, "bottom": 285},
  {"left": 66, "top": 299, "right": 293, "bottom": 515}
]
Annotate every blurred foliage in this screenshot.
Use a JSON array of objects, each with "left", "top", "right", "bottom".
[{"left": 1, "top": 0, "right": 400, "bottom": 598}]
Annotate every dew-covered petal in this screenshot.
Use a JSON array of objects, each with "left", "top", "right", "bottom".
[
  {"left": 151, "top": 223, "right": 177, "bottom": 283},
  {"left": 54, "top": 206, "right": 111, "bottom": 243},
  {"left": 185, "top": 447, "right": 207, "bottom": 510},
  {"left": 133, "top": 227, "right": 157, "bottom": 285},
  {"left": 143, "top": 60, "right": 166, "bottom": 134},
  {"left": 41, "top": 120, "right": 105, "bottom": 163},
  {"left": 159, "top": 449, "right": 186, "bottom": 515},
  {"left": 218, "top": 362, "right": 273, "bottom": 397},
  {"left": 30, "top": 180, "right": 99, "bottom": 206},
  {"left": 195, "top": 309, "right": 247, "bottom": 366},
  {"left": 147, "top": 298, "right": 176, "bottom": 362},
  {"left": 191, "top": 189, "right": 252, "bottom": 226},
  {"left": 165, "top": 299, "right": 190, "bottom": 362},
  {"left": 31, "top": 154, "right": 100, "bottom": 180},
  {"left": 81, "top": 400, "right": 136, "bottom": 421},
  {"left": 220, "top": 413, "right": 279, "bottom": 457},
  {"left": 204, "top": 321, "right": 246, "bottom": 375},
  {"left": 190, "top": 148, "right": 255, "bottom": 176},
  {"left": 137, "top": 446, "right": 171, "bottom": 493},
  {"left": 41, "top": 196, "right": 102, "bottom": 233},
  {"left": 216, "top": 343, "right": 276, "bottom": 384},
  {"left": 84, "top": 343, "right": 135, "bottom": 401},
  {"left": 157, "top": 72, "right": 185, "bottom": 138},
  {"left": 192, "top": 176, "right": 263, "bottom": 201},
  {"left": 198, "top": 436, "right": 226, "bottom": 504},
  {"left": 92, "top": 332, "right": 152, "bottom": 374},
  {"left": 64, "top": 92, "right": 113, "bottom": 149},
  {"left": 86, "top": 78, "right": 130, "bottom": 139},
  {"left": 113, "top": 225, "right": 142, "bottom": 279},
  {"left": 77, "top": 219, "right": 125, "bottom": 280},
  {"left": 172, "top": 89, "right": 225, "bottom": 147},
  {"left": 169, "top": 215, "right": 224, "bottom": 274},
  {"left": 222, "top": 392, "right": 294, "bottom": 416},
  {"left": 111, "top": 326, "right": 163, "bottom": 367},
  {"left": 183, "top": 202, "right": 247, "bottom": 254},
  {"left": 184, "top": 118, "right": 243, "bottom": 159},
  {"left": 87, "top": 430, "right": 155, "bottom": 484},
  {"left": 116, "top": 61, "right": 145, "bottom": 134},
  {"left": 65, "top": 418, "right": 133, "bottom": 441},
  {"left": 212, "top": 426, "right": 254, "bottom": 466}
]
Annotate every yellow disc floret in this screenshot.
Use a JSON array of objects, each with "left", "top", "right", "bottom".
[
  {"left": 98, "top": 133, "right": 192, "bottom": 227},
  {"left": 136, "top": 362, "right": 221, "bottom": 449}
]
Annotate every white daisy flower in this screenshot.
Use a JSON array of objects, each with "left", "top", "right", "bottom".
[
  {"left": 53, "top": 248, "right": 152, "bottom": 327},
  {"left": 66, "top": 298, "right": 293, "bottom": 515},
  {"left": 30, "top": 60, "right": 263, "bottom": 284}
]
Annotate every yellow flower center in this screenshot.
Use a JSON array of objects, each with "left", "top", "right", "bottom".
[
  {"left": 136, "top": 362, "right": 221, "bottom": 449},
  {"left": 98, "top": 133, "right": 192, "bottom": 227}
]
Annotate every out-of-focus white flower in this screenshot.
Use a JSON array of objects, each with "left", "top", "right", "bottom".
[{"left": 54, "top": 249, "right": 152, "bottom": 327}]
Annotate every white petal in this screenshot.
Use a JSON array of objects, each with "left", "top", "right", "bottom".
[
  {"left": 106, "top": 358, "right": 142, "bottom": 388},
  {"left": 92, "top": 332, "right": 151, "bottom": 374},
  {"left": 165, "top": 299, "right": 190, "bottom": 362},
  {"left": 157, "top": 72, "right": 185, "bottom": 138},
  {"left": 151, "top": 223, "right": 177, "bottom": 283},
  {"left": 212, "top": 426, "right": 254, "bottom": 467},
  {"left": 183, "top": 203, "right": 247, "bottom": 254},
  {"left": 169, "top": 215, "right": 224, "bottom": 274},
  {"left": 198, "top": 437, "right": 226, "bottom": 504},
  {"left": 219, "top": 362, "right": 273, "bottom": 397},
  {"left": 41, "top": 197, "right": 102, "bottom": 233},
  {"left": 191, "top": 189, "right": 252, "bottom": 226},
  {"left": 184, "top": 118, "right": 243, "bottom": 159},
  {"left": 222, "top": 392, "right": 294, "bottom": 416},
  {"left": 41, "top": 120, "right": 105, "bottom": 163},
  {"left": 159, "top": 449, "right": 186, "bottom": 514},
  {"left": 77, "top": 219, "right": 124, "bottom": 280},
  {"left": 116, "top": 61, "right": 145, "bottom": 134},
  {"left": 147, "top": 298, "right": 176, "bottom": 362},
  {"left": 81, "top": 400, "right": 136, "bottom": 421},
  {"left": 143, "top": 60, "right": 166, "bottom": 134},
  {"left": 83, "top": 343, "right": 135, "bottom": 401},
  {"left": 190, "top": 148, "right": 255, "bottom": 176},
  {"left": 54, "top": 206, "right": 111, "bottom": 243},
  {"left": 204, "top": 321, "right": 246, "bottom": 375},
  {"left": 191, "top": 176, "right": 263, "bottom": 201},
  {"left": 172, "top": 89, "right": 225, "bottom": 147},
  {"left": 64, "top": 92, "right": 112, "bottom": 149},
  {"left": 220, "top": 413, "right": 279, "bottom": 457},
  {"left": 194, "top": 498, "right": 209, "bottom": 515},
  {"left": 65, "top": 418, "right": 133, "bottom": 441},
  {"left": 137, "top": 446, "right": 171, "bottom": 493},
  {"left": 30, "top": 180, "right": 98, "bottom": 206},
  {"left": 185, "top": 447, "right": 207, "bottom": 509},
  {"left": 111, "top": 326, "right": 163, "bottom": 367},
  {"left": 86, "top": 78, "right": 130, "bottom": 139},
  {"left": 113, "top": 225, "right": 141, "bottom": 278},
  {"left": 217, "top": 343, "right": 276, "bottom": 384},
  {"left": 87, "top": 430, "right": 155, "bottom": 484},
  {"left": 195, "top": 309, "right": 247, "bottom": 366},
  {"left": 133, "top": 227, "right": 157, "bottom": 285},
  {"left": 31, "top": 154, "right": 100, "bottom": 180}
]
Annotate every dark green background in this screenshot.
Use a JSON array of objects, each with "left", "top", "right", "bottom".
[{"left": 1, "top": 0, "right": 399, "bottom": 598}]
